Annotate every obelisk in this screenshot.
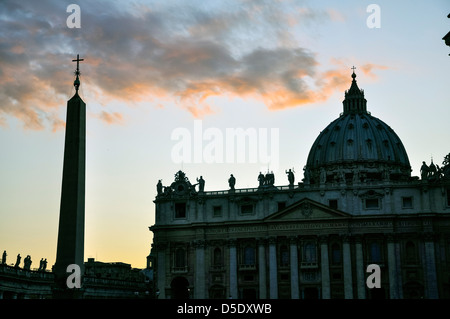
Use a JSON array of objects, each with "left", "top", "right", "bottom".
[{"left": 53, "top": 55, "right": 86, "bottom": 298}]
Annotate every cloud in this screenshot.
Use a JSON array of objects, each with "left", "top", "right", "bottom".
[
  {"left": 359, "top": 63, "right": 390, "bottom": 78},
  {"left": 326, "top": 8, "right": 346, "bottom": 22},
  {"left": 96, "top": 111, "right": 124, "bottom": 125},
  {"left": 0, "top": 0, "right": 388, "bottom": 130}
]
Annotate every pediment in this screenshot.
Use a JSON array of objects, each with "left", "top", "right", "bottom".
[{"left": 265, "top": 198, "right": 351, "bottom": 221}]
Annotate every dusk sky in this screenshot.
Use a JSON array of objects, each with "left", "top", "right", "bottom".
[{"left": 0, "top": 0, "right": 449, "bottom": 269}]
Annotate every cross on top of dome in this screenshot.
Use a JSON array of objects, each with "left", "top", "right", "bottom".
[{"left": 343, "top": 66, "right": 367, "bottom": 115}]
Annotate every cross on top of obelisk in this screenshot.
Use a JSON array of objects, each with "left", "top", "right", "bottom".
[
  {"left": 72, "top": 54, "right": 84, "bottom": 92},
  {"left": 72, "top": 54, "right": 84, "bottom": 75}
]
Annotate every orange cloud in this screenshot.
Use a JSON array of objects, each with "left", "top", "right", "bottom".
[
  {"left": 96, "top": 111, "right": 124, "bottom": 125},
  {"left": 326, "top": 9, "right": 346, "bottom": 22},
  {"left": 359, "top": 63, "right": 390, "bottom": 79},
  {"left": 234, "top": 62, "right": 388, "bottom": 111}
]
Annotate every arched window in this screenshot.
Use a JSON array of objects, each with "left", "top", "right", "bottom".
[
  {"left": 244, "top": 246, "right": 256, "bottom": 265},
  {"left": 331, "top": 243, "right": 342, "bottom": 264},
  {"left": 213, "top": 248, "right": 222, "bottom": 266}
]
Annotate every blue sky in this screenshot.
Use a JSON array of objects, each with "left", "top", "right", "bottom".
[{"left": 0, "top": 0, "right": 449, "bottom": 268}]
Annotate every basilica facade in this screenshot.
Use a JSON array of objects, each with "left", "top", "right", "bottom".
[{"left": 149, "top": 72, "right": 450, "bottom": 299}]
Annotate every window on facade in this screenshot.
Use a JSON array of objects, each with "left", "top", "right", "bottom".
[
  {"left": 369, "top": 242, "right": 382, "bottom": 263},
  {"left": 241, "top": 204, "right": 253, "bottom": 215},
  {"left": 280, "top": 245, "right": 289, "bottom": 267},
  {"left": 328, "top": 199, "right": 338, "bottom": 210},
  {"left": 331, "top": 243, "right": 342, "bottom": 264},
  {"left": 405, "top": 241, "right": 417, "bottom": 264},
  {"left": 365, "top": 198, "right": 380, "bottom": 209},
  {"left": 213, "top": 248, "right": 222, "bottom": 266},
  {"left": 175, "top": 248, "right": 186, "bottom": 268},
  {"left": 304, "top": 242, "right": 317, "bottom": 263},
  {"left": 175, "top": 202, "right": 187, "bottom": 218},
  {"left": 244, "top": 246, "right": 256, "bottom": 265},
  {"left": 402, "top": 197, "right": 413, "bottom": 209},
  {"left": 213, "top": 205, "right": 222, "bottom": 217}
]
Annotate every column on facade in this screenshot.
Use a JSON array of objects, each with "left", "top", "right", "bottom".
[
  {"left": 194, "top": 240, "right": 206, "bottom": 299},
  {"left": 156, "top": 243, "right": 167, "bottom": 299},
  {"left": 387, "top": 235, "right": 399, "bottom": 299},
  {"left": 320, "top": 236, "right": 330, "bottom": 299},
  {"left": 354, "top": 235, "right": 366, "bottom": 299},
  {"left": 289, "top": 236, "right": 300, "bottom": 299},
  {"left": 342, "top": 235, "right": 353, "bottom": 299},
  {"left": 268, "top": 236, "right": 278, "bottom": 299},
  {"left": 423, "top": 233, "right": 439, "bottom": 299},
  {"left": 228, "top": 239, "right": 238, "bottom": 299},
  {"left": 394, "top": 239, "right": 403, "bottom": 299},
  {"left": 258, "top": 238, "right": 267, "bottom": 299}
]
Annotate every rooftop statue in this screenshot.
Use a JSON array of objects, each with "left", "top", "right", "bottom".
[
  {"left": 157, "top": 180, "right": 163, "bottom": 195},
  {"left": 302, "top": 166, "right": 310, "bottom": 184},
  {"left": 286, "top": 169, "right": 295, "bottom": 186},
  {"left": 442, "top": 153, "right": 450, "bottom": 180},
  {"left": 228, "top": 174, "right": 236, "bottom": 190},
  {"left": 420, "top": 161, "right": 429, "bottom": 180},
  {"left": 197, "top": 176, "right": 205, "bottom": 192},
  {"left": 258, "top": 172, "right": 265, "bottom": 187},
  {"left": 14, "top": 254, "right": 21, "bottom": 268}
]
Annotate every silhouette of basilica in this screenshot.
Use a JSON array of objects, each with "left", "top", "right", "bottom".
[{"left": 150, "top": 70, "right": 450, "bottom": 299}]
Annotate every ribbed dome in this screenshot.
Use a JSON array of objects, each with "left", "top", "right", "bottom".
[
  {"left": 306, "top": 113, "right": 410, "bottom": 170},
  {"left": 304, "top": 71, "right": 411, "bottom": 184}
]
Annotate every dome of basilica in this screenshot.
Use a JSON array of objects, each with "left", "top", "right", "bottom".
[{"left": 304, "top": 71, "right": 411, "bottom": 184}]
